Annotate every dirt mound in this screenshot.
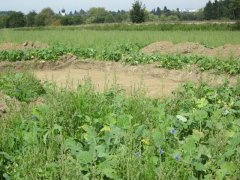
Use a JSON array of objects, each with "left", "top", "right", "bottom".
[
  {"left": 0, "top": 41, "right": 49, "bottom": 51},
  {"left": 0, "top": 54, "right": 78, "bottom": 72},
  {"left": 141, "top": 41, "right": 240, "bottom": 59}
]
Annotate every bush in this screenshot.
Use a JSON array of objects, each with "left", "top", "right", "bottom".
[{"left": 130, "top": 1, "right": 146, "bottom": 23}]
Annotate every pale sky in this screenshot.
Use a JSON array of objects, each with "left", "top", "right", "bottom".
[{"left": 0, "top": 0, "right": 210, "bottom": 13}]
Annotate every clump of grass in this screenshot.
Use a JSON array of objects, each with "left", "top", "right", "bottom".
[{"left": 0, "top": 72, "right": 45, "bottom": 102}]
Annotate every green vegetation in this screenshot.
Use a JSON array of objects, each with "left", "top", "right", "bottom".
[
  {"left": 130, "top": 1, "right": 146, "bottom": 23},
  {"left": 0, "top": 72, "right": 45, "bottom": 102},
  {"left": 13, "top": 22, "right": 240, "bottom": 31},
  {"left": 1, "top": 72, "right": 240, "bottom": 179},
  {"left": 1, "top": 30, "right": 240, "bottom": 48},
  {"left": 204, "top": 0, "right": 240, "bottom": 20},
  {"left": 0, "top": 0, "right": 239, "bottom": 28},
  {"left": 1, "top": 44, "right": 240, "bottom": 75},
  {"left": 0, "top": 23, "right": 239, "bottom": 179}
]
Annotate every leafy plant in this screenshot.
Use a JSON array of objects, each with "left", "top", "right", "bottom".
[{"left": 0, "top": 72, "right": 45, "bottom": 102}]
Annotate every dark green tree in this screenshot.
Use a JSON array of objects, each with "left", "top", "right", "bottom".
[
  {"left": 6, "top": 11, "right": 25, "bottom": 28},
  {"left": 130, "top": 1, "right": 146, "bottom": 23},
  {"left": 0, "top": 16, "right": 7, "bottom": 28},
  {"left": 204, "top": 1, "right": 213, "bottom": 20},
  {"left": 105, "top": 13, "right": 115, "bottom": 23},
  {"left": 26, "top": 11, "right": 37, "bottom": 27},
  {"left": 87, "top": 7, "right": 108, "bottom": 23},
  {"left": 229, "top": 0, "right": 240, "bottom": 19},
  {"left": 35, "top": 14, "right": 45, "bottom": 26},
  {"left": 212, "top": 0, "right": 220, "bottom": 19},
  {"left": 156, "top": 7, "right": 161, "bottom": 16},
  {"left": 35, "top": 8, "right": 55, "bottom": 26}
]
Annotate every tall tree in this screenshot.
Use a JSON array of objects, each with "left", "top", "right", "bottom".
[
  {"left": 26, "top": 11, "right": 37, "bottom": 27},
  {"left": 130, "top": 1, "right": 146, "bottom": 23},
  {"left": 6, "top": 11, "right": 25, "bottom": 28},
  {"left": 156, "top": 7, "right": 161, "bottom": 16},
  {"left": 35, "top": 8, "right": 55, "bottom": 26},
  {"left": 204, "top": 1, "right": 213, "bottom": 20},
  {"left": 87, "top": 7, "right": 108, "bottom": 23}
]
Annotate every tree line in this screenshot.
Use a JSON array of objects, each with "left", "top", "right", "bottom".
[
  {"left": 0, "top": 0, "right": 239, "bottom": 28},
  {"left": 204, "top": 0, "right": 240, "bottom": 20}
]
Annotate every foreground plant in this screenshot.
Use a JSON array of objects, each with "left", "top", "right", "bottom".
[{"left": 0, "top": 73, "right": 240, "bottom": 179}]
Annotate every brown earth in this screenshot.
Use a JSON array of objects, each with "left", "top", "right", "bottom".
[
  {"left": 0, "top": 55, "right": 237, "bottom": 98},
  {"left": 0, "top": 41, "right": 48, "bottom": 51},
  {"left": 0, "top": 92, "right": 21, "bottom": 117},
  {"left": 141, "top": 41, "right": 240, "bottom": 59},
  {"left": 0, "top": 94, "right": 9, "bottom": 117}
]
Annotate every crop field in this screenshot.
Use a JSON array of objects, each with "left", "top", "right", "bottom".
[{"left": 0, "top": 28, "right": 240, "bottom": 179}]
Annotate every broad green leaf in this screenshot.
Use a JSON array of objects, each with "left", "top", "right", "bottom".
[
  {"left": 196, "top": 98, "right": 208, "bottom": 108},
  {"left": 216, "top": 162, "right": 237, "bottom": 179},
  {"left": 194, "top": 162, "right": 205, "bottom": 172},
  {"left": 194, "top": 110, "right": 208, "bottom": 121},
  {"left": 134, "top": 125, "right": 145, "bottom": 138},
  {"left": 76, "top": 151, "right": 94, "bottom": 164},
  {"left": 95, "top": 145, "right": 107, "bottom": 158}
]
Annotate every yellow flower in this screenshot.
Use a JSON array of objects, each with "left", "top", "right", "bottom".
[
  {"left": 100, "top": 125, "right": 111, "bottom": 132},
  {"left": 141, "top": 138, "right": 150, "bottom": 145}
]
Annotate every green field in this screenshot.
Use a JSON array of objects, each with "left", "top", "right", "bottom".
[
  {"left": 1, "top": 28, "right": 240, "bottom": 179},
  {"left": 1, "top": 30, "right": 240, "bottom": 49}
]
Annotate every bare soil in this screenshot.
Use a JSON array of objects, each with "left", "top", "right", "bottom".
[
  {"left": 0, "top": 92, "right": 20, "bottom": 117},
  {"left": 0, "top": 55, "right": 237, "bottom": 98},
  {"left": 141, "top": 41, "right": 240, "bottom": 59},
  {"left": 0, "top": 41, "right": 48, "bottom": 51},
  {"left": 0, "top": 93, "right": 9, "bottom": 117}
]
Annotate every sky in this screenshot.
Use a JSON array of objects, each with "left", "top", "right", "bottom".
[{"left": 0, "top": 0, "right": 210, "bottom": 13}]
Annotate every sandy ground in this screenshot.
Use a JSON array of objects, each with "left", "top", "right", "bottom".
[
  {"left": 0, "top": 41, "right": 238, "bottom": 98},
  {"left": 34, "top": 65, "right": 180, "bottom": 97},
  {"left": 0, "top": 58, "right": 237, "bottom": 97},
  {"left": 0, "top": 56, "right": 232, "bottom": 97}
]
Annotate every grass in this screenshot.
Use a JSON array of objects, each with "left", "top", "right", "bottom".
[
  {"left": 0, "top": 72, "right": 240, "bottom": 179},
  {"left": 11, "top": 22, "right": 240, "bottom": 31},
  {"left": 0, "top": 27, "right": 240, "bottom": 179},
  {"left": 0, "top": 30, "right": 240, "bottom": 49}
]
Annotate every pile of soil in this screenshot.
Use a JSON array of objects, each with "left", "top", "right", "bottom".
[
  {"left": 141, "top": 41, "right": 240, "bottom": 59},
  {"left": 0, "top": 41, "right": 49, "bottom": 51}
]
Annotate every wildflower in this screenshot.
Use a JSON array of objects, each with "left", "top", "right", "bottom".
[
  {"left": 175, "top": 155, "right": 180, "bottom": 161},
  {"left": 159, "top": 148, "right": 164, "bottom": 155},
  {"left": 141, "top": 138, "right": 150, "bottom": 145},
  {"left": 134, "top": 152, "right": 141, "bottom": 158},
  {"left": 170, "top": 128, "right": 177, "bottom": 135}
]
